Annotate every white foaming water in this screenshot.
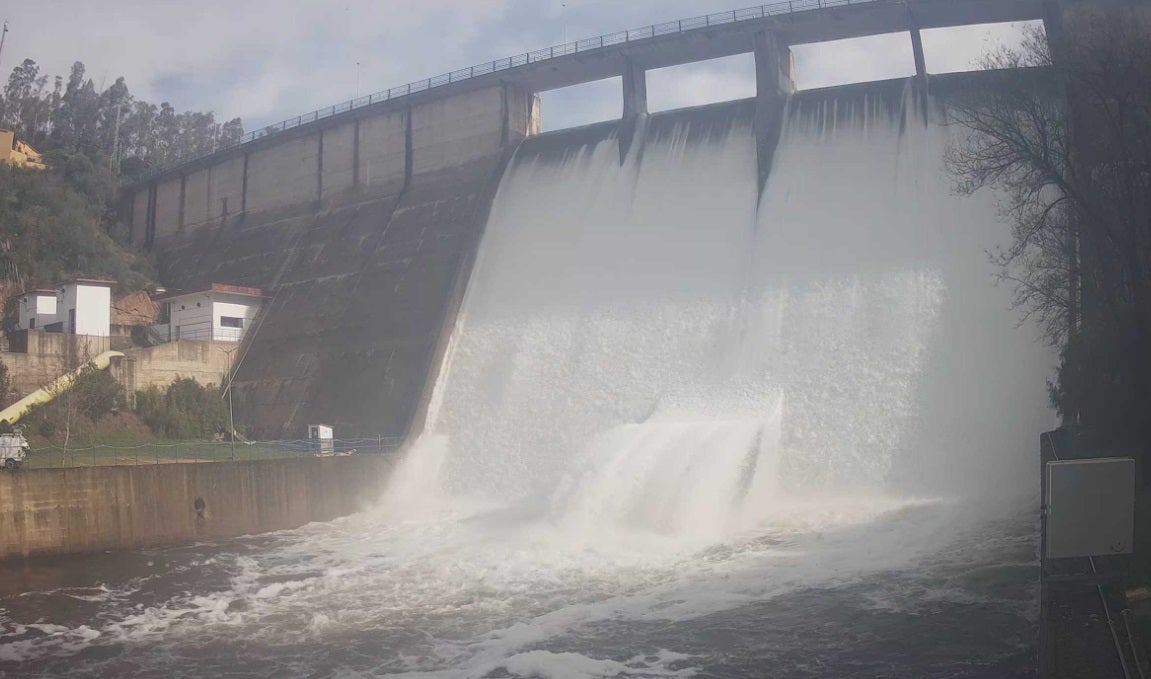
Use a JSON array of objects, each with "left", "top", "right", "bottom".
[
  {"left": 3, "top": 83, "right": 1054, "bottom": 678},
  {"left": 406, "top": 83, "right": 1051, "bottom": 537}
]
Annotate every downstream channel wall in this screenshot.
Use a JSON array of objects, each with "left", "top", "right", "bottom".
[{"left": 0, "top": 455, "right": 392, "bottom": 561}]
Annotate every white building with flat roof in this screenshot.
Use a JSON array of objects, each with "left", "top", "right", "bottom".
[
  {"left": 57, "top": 279, "right": 114, "bottom": 336},
  {"left": 17, "top": 289, "right": 59, "bottom": 331},
  {"left": 160, "top": 284, "right": 265, "bottom": 343}
]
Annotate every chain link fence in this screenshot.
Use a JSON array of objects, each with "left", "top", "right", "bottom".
[{"left": 20, "top": 437, "right": 405, "bottom": 469}]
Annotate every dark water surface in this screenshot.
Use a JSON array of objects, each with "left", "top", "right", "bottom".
[{"left": 0, "top": 500, "right": 1037, "bottom": 679}]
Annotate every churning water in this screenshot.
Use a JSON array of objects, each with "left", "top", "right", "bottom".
[{"left": 1, "top": 81, "right": 1054, "bottom": 678}]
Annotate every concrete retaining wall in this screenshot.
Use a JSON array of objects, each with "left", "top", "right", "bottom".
[
  {"left": 116, "top": 340, "right": 235, "bottom": 397},
  {"left": 0, "top": 454, "right": 392, "bottom": 561},
  {"left": 2, "top": 338, "right": 236, "bottom": 402}
]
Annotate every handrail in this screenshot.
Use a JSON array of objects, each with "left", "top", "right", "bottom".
[{"left": 131, "top": 0, "right": 883, "bottom": 185}]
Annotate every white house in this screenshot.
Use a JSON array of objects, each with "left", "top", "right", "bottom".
[
  {"left": 160, "top": 284, "right": 265, "bottom": 342},
  {"left": 57, "top": 279, "right": 113, "bottom": 336},
  {"left": 17, "top": 289, "right": 58, "bottom": 330}
]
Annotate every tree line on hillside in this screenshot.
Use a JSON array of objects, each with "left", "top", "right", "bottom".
[
  {"left": 0, "top": 59, "right": 243, "bottom": 183},
  {"left": 947, "top": 11, "right": 1151, "bottom": 469},
  {"left": 0, "top": 57, "right": 242, "bottom": 303}
]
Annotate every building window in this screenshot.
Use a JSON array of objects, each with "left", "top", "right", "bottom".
[
  {"left": 220, "top": 316, "right": 244, "bottom": 329},
  {"left": 29, "top": 318, "right": 35, "bottom": 330}
]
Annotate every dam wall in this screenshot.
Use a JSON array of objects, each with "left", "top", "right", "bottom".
[
  {"left": 122, "top": 0, "right": 1059, "bottom": 439},
  {"left": 146, "top": 84, "right": 539, "bottom": 438},
  {"left": 0, "top": 454, "right": 393, "bottom": 561}
]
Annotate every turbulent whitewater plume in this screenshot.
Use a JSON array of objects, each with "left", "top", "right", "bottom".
[{"left": 396, "top": 79, "right": 1054, "bottom": 543}]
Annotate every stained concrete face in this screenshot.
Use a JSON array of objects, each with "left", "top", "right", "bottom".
[
  {"left": 321, "top": 122, "right": 357, "bottom": 201},
  {"left": 246, "top": 135, "right": 321, "bottom": 213},
  {"left": 152, "top": 84, "right": 531, "bottom": 438},
  {"left": 131, "top": 191, "right": 149, "bottom": 245},
  {"left": 412, "top": 88, "right": 507, "bottom": 176},
  {"left": 155, "top": 178, "right": 183, "bottom": 238},
  {"left": 207, "top": 156, "right": 246, "bottom": 226},
  {"left": 358, "top": 110, "right": 409, "bottom": 198},
  {"left": 183, "top": 168, "right": 212, "bottom": 229}
]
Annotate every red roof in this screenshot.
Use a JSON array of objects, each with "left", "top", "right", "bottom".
[
  {"left": 61, "top": 278, "right": 116, "bottom": 287},
  {"left": 158, "top": 283, "right": 266, "bottom": 301}
]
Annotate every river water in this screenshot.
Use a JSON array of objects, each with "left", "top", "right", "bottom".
[{"left": 1, "top": 81, "right": 1053, "bottom": 678}]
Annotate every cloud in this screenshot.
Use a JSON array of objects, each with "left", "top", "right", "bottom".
[
  {"left": 2, "top": 2, "right": 1036, "bottom": 132},
  {"left": 4, "top": 0, "right": 509, "bottom": 124}
]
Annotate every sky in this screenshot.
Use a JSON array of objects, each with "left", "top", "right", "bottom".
[{"left": 1, "top": 1, "right": 1038, "bottom": 133}]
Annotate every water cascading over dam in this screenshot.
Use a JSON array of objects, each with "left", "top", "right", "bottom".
[
  {"left": 2, "top": 79, "right": 1056, "bottom": 678},
  {"left": 400, "top": 77, "right": 1053, "bottom": 526}
]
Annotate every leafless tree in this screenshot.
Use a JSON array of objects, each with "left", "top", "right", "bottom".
[{"left": 947, "top": 9, "right": 1151, "bottom": 426}]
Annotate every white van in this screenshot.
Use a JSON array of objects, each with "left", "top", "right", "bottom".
[{"left": 1, "top": 432, "right": 30, "bottom": 470}]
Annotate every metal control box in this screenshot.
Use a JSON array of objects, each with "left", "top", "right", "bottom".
[
  {"left": 308, "top": 424, "right": 334, "bottom": 455},
  {"left": 1045, "top": 457, "right": 1135, "bottom": 559}
]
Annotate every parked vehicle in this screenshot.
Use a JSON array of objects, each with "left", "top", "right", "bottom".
[{"left": 0, "top": 431, "right": 30, "bottom": 470}]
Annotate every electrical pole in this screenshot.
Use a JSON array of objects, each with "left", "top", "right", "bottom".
[
  {"left": 0, "top": 22, "right": 9, "bottom": 74},
  {"left": 221, "top": 345, "right": 239, "bottom": 461}
]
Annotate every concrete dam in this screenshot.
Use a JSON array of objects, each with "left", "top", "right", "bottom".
[
  {"left": 121, "top": 0, "right": 1055, "bottom": 439},
  {"left": 3, "top": 2, "right": 1080, "bottom": 676}
]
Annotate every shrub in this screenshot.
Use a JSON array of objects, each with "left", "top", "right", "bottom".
[
  {"left": 71, "top": 364, "right": 126, "bottom": 421},
  {"left": 137, "top": 378, "right": 229, "bottom": 439}
]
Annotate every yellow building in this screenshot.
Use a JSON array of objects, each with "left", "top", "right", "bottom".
[{"left": 0, "top": 129, "right": 46, "bottom": 170}]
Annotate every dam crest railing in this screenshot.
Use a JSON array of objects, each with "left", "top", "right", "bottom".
[{"left": 136, "top": 0, "right": 883, "bottom": 183}]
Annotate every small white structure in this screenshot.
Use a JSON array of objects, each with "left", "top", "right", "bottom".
[
  {"left": 309, "top": 424, "right": 334, "bottom": 455},
  {"left": 1045, "top": 457, "right": 1135, "bottom": 559},
  {"left": 17, "top": 289, "right": 59, "bottom": 331},
  {"left": 58, "top": 279, "right": 113, "bottom": 336},
  {"left": 161, "top": 284, "right": 265, "bottom": 343}
]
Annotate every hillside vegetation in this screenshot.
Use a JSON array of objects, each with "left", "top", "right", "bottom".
[{"left": 0, "top": 58, "right": 244, "bottom": 303}]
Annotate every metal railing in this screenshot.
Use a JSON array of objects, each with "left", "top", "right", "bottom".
[
  {"left": 135, "top": 0, "right": 883, "bottom": 184},
  {"left": 172, "top": 326, "right": 245, "bottom": 343},
  {"left": 21, "top": 437, "right": 406, "bottom": 468}
]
